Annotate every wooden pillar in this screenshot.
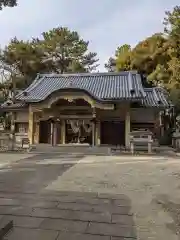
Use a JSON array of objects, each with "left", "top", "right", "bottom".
[
  {"left": 159, "top": 111, "right": 164, "bottom": 138},
  {"left": 92, "top": 107, "right": 96, "bottom": 147},
  {"left": 53, "top": 122, "right": 58, "bottom": 146},
  {"left": 10, "top": 112, "right": 16, "bottom": 150},
  {"left": 95, "top": 121, "right": 101, "bottom": 146},
  {"left": 33, "top": 112, "right": 39, "bottom": 144},
  {"left": 50, "top": 122, "right": 54, "bottom": 145},
  {"left": 125, "top": 106, "right": 131, "bottom": 149},
  {"left": 92, "top": 122, "right": 95, "bottom": 146},
  {"left": 61, "top": 120, "right": 66, "bottom": 144},
  {"left": 28, "top": 106, "right": 34, "bottom": 145},
  {"left": 148, "top": 135, "right": 152, "bottom": 154},
  {"left": 34, "top": 122, "right": 39, "bottom": 144}
]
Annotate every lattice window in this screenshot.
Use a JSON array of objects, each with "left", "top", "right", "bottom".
[{"left": 15, "top": 123, "right": 28, "bottom": 133}]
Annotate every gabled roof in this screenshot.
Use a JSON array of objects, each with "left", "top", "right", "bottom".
[
  {"left": 0, "top": 71, "right": 172, "bottom": 110},
  {"left": 16, "top": 71, "right": 146, "bottom": 102}
]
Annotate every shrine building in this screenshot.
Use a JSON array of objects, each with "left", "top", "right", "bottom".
[{"left": 0, "top": 71, "right": 172, "bottom": 148}]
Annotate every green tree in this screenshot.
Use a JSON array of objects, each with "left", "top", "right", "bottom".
[
  {"left": 0, "top": 0, "right": 17, "bottom": 10},
  {"left": 105, "top": 6, "right": 180, "bottom": 113},
  {"left": 0, "top": 37, "right": 48, "bottom": 89},
  {"left": 128, "top": 6, "right": 180, "bottom": 90},
  {"left": 164, "top": 6, "right": 180, "bottom": 44},
  {"left": 130, "top": 34, "right": 171, "bottom": 86},
  {"left": 164, "top": 6, "right": 180, "bottom": 86},
  {"left": 162, "top": 6, "right": 180, "bottom": 109},
  {"left": 116, "top": 44, "right": 131, "bottom": 71},
  {"left": 104, "top": 57, "right": 116, "bottom": 72},
  {"left": 105, "top": 44, "right": 131, "bottom": 72},
  {"left": 106, "top": 6, "right": 180, "bottom": 89},
  {"left": 40, "top": 27, "right": 99, "bottom": 73},
  {"left": 0, "top": 27, "right": 98, "bottom": 89}
]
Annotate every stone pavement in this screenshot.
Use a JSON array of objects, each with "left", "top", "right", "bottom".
[
  {"left": 0, "top": 153, "right": 180, "bottom": 239},
  {"left": 0, "top": 153, "right": 34, "bottom": 168}
]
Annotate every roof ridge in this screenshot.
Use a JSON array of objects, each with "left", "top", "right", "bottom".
[
  {"left": 38, "top": 71, "right": 138, "bottom": 78},
  {"left": 16, "top": 74, "right": 45, "bottom": 99},
  {"left": 144, "top": 88, "right": 154, "bottom": 91},
  {"left": 127, "top": 72, "right": 133, "bottom": 91},
  {"left": 135, "top": 74, "right": 146, "bottom": 97},
  {"left": 154, "top": 86, "right": 168, "bottom": 93},
  {"left": 153, "top": 88, "right": 161, "bottom": 103}
]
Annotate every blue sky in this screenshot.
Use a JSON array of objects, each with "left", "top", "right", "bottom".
[{"left": 0, "top": 0, "right": 179, "bottom": 71}]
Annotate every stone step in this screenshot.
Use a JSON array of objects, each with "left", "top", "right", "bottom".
[
  {"left": 29, "top": 144, "right": 176, "bottom": 156},
  {"left": 29, "top": 144, "right": 111, "bottom": 155}
]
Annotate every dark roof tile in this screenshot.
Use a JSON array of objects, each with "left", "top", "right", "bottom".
[
  {"left": 0, "top": 101, "right": 27, "bottom": 111},
  {"left": 142, "top": 88, "right": 171, "bottom": 107},
  {"left": 12, "top": 72, "right": 172, "bottom": 108},
  {"left": 16, "top": 72, "right": 145, "bottom": 102}
]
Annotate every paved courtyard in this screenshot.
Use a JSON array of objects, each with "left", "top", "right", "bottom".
[{"left": 0, "top": 153, "right": 180, "bottom": 239}]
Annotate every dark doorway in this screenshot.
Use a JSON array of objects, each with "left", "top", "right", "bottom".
[
  {"left": 101, "top": 121, "right": 125, "bottom": 145},
  {"left": 39, "top": 121, "right": 51, "bottom": 143}
]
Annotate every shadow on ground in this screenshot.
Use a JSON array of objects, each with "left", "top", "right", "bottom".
[{"left": 0, "top": 153, "right": 80, "bottom": 194}]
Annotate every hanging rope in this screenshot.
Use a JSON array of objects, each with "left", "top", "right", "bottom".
[{"left": 67, "top": 120, "right": 81, "bottom": 133}]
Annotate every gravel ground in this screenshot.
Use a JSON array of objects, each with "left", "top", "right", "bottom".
[{"left": 46, "top": 155, "right": 180, "bottom": 240}]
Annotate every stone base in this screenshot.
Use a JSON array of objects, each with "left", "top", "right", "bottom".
[{"left": 57, "top": 143, "right": 90, "bottom": 146}]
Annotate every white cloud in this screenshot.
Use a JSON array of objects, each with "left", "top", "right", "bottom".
[{"left": 0, "top": 0, "right": 179, "bottom": 71}]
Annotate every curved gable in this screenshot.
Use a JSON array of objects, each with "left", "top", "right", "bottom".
[
  {"left": 32, "top": 89, "right": 115, "bottom": 110},
  {"left": 16, "top": 72, "right": 145, "bottom": 102}
]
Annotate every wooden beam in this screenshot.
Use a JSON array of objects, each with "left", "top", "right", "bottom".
[{"left": 28, "top": 106, "right": 34, "bottom": 145}]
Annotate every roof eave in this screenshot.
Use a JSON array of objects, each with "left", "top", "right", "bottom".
[{"left": 0, "top": 106, "right": 28, "bottom": 112}]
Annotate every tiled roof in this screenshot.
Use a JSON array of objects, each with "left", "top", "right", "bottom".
[
  {"left": 16, "top": 72, "right": 146, "bottom": 102},
  {"left": 142, "top": 88, "right": 171, "bottom": 107},
  {"left": 9, "top": 71, "right": 171, "bottom": 108},
  {"left": 0, "top": 100, "right": 27, "bottom": 110}
]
